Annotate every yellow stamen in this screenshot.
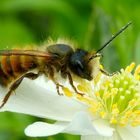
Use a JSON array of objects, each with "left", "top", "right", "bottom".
[
  {"left": 119, "top": 117, "right": 128, "bottom": 127},
  {"left": 134, "top": 65, "right": 140, "bottom": 80},
  {"left": 100, "top": 64, "right": 104, "bottom": 69},
  {"left": 134, "top": 110, "right": 140, "bottom": 115},
  {"left": 125, "top": 62, "right": 135, "bottom": 73},
  {"left": 94, "top": 73, "right": 102, "bottom": 84},
  {"left": 76, "top": 95, "right": 93, "bottom": 105},
  {"left": 77, "top": 83, "right": 91, "bottom": 93},
  {"left": 88, "top": 103, "right": 101, "bottom": 114},
  {"left": 62, "top": 87, "right": 73, "bottom": 97},
  {"left": 112, "top": 104, "right": 119, "bottom": 115},
  {"left": 131, "top": 120, "right": 140, "bottom": 127},
  {"left": 124, "top": 110, "right": 132, "bottom": 118},
  {"left": 111, "top": 88, "right": 118, "bottom": 96},
  {"left": 103, "top": 80, "right": 111, "bottom": 87},
  {"left": 77, "top": 85, "right": 87, "bottom": 92},
  {"left": 95, "top": 92, "right": 100, "bottom": 97},
  {"left": 103, "top": 92, "right": 111, "bottom": 99},
  {"left": 100, "top": 111, "right": 106, "bottom": 118},
  {"left": 88, "top": 102, "right": 102, "bottom": 115},
  {"left": 129, "top": 99, "right": 137, "bottom": 107},
  {"left": 110, "top": 117, "right": 117, "bottom": 124}
]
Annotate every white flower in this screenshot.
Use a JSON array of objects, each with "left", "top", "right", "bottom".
[{"left": 0, "top": 63, "right": 140, "bottom": 140}]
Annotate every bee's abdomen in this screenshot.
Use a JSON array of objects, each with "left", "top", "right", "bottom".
[{"left": 0, "top": 55, "right": 38, "bottom": 86}]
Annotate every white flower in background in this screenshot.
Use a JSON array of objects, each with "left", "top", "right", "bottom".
[{"left": 0, "top": 63, "right": 140, "bottom": 140}]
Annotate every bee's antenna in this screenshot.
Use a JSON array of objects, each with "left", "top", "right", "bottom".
[{"left": 96, "top": 22, "right": 132, "bottom": 53}]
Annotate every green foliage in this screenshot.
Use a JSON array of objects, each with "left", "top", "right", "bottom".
[{"left": 0, "top": 0, "right": 139, "bottom": 140}]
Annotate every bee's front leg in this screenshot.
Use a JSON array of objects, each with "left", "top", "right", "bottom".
[
  {"left": 100, "top": 69, "right": 118, "bottom": 76},
  {"left": 65, "top": 71, "right": 84, "bottom": 96}
]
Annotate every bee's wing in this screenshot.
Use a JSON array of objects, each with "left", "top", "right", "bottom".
[{"left": 0, "top": 50, "right": 58, "bottom": 58}]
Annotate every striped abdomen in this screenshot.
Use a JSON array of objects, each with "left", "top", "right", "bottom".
[{"left": 0, "top": 55, "right": 39, "bottom": 86}]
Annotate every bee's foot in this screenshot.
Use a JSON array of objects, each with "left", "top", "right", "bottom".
[
  {"left": 58, "top": 92, "right": 64, "bottom": 96},
  {"left": 56, "top": 83, "right": 64, "bottom": 96},
  {"left": 77, "top": 92, "right": 85, "bottom": 96}
]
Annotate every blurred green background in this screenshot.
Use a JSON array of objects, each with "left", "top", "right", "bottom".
[{"left": 0, "top": 0, "right": 139, "bottom": 140}]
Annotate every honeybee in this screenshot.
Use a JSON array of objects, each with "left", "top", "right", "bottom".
[{"left": 0, "top": 22, "right": 131, "bottom": 108}]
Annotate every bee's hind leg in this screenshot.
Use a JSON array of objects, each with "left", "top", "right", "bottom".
[{"left": 0, "top": 72, "right": 39, "bottom": 109}]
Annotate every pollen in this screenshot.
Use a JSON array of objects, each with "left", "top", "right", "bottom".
[
  {"left": 62, "top": 87, "right": 73, "bottom": 97},
  {"left": 125, "top": 62, "right": 135, "bottom": 73},
  {"left": 134, "top": 65, "right": 140, "bottom": 80},
  {"left": 110, "top": 117, "right": 118, "bottom": 124},
  {"left": 77, "top": 85, "right": 88, "bottom": 93},
  {"left": 100, "top": 111, "right": 106, "bottom": 118}
]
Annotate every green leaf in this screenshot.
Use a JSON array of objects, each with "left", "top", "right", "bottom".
[{"left": 0, "top": 18, "right": 35, "bottom": 48}]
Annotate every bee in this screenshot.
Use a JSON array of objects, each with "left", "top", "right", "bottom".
[{"left": 0, "top": 22, "right": 131, "bottom": 108}]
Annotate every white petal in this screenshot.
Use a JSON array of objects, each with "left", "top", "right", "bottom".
[
  {"left": 81, "top": 131, "right": 121, "bottom": 140},
  {"left": 25, "top": 121, "right": 68, "bottom": 137},
  {"left": 0, "top": 76, "right": 87, "bottom": 121},
  {"left": 81, "top": 135, "right": 108, "bottom": 140},
  {"left": 81, "top": 135, "right": 102, "bottom": 140},
  {"left": 64, "top": 111, "right": 97, "bottom": 135},
  {"left": 25, "top": 111, "right": 97, "bottom": 137},
  {"left": 126, "top": 126, "right": 140, "bottom": 139},
  {"left": 117, "top": 126, "right": 139, "bottom": 140},
  {"left": 92, "top": 119, "right": 114, "bottom": 137}
]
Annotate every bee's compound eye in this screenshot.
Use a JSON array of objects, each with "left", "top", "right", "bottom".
[{"left": 75, "top": 60, "right": 84, "bottom": 70}]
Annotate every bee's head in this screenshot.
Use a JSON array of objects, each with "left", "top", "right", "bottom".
[
  {"left": 68, "top": 22, "right": 132, "bottom": 80},
  {"left": 69, "top": 49, "right": 102, "bottom": 81}
]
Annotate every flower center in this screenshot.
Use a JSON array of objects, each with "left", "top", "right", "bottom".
[{"left": 63, "top": 63, "right": 140, "bottom": 127}]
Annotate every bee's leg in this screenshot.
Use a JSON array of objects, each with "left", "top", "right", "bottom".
[
  {"left": 65, "top": 72, "right": 84, "bottom": 96},
  {"left": 0, "top": 72, "right": 39, "bottom": 109},
  {"left": 45, "top": 66, "right": 63, "bottom": 95},
  {"left": 100, "top": 69, "right": 118, "bottom": 76},
  {"left": 54, "top": 82, "right": 64, "bottom": 96}
]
